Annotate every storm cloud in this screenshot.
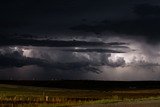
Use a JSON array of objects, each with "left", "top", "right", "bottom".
[
  {"left": 62, "top": 48, "right": 125, "bottom": 53},
  {"left": 0, "top": 47, "right": 128, "bottom": 75},
  {"left": 0, "top": 0, "right": 160, "bottom": 80},
  {"left": 71, "top": 3, "right": 160, "bottom": 44}
]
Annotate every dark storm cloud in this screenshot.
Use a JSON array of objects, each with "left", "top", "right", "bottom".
[
  {"left": 0, "top": 34, "right": 106, "bottom": 47},
  {"left": 70, "top": 3, "right": 160, "bottom": 44},
  {"left": 0, "top": 49, "right": 103, "bottom": 73},
  {"left": 0, "top": 0, "right": 110, "bottom": 32},
  {"left": 63, "top": 48, "right": 125, "bottom": 53},
  {"left": 0, "top": 34, "right": 129, "bottom": 47},
  {"left": 0, "top": 48, "right": 128, "bottom": 74},
  {"left": 0, "top": 51, "right": 45, "bottom": 68},
  {"left": 133, "top": 3, "right": 160, "bottom": 17},
  {"left": 1, "top": 0, "right": 158, "bottom": 34}
]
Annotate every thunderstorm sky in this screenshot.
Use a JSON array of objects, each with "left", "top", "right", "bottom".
[{"left": 0, "top": 0, "right": 160, "bottom": 80}]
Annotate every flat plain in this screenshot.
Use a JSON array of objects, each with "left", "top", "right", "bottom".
[{"left": 0, "top": 80, "right": 160, "bottom": 107}]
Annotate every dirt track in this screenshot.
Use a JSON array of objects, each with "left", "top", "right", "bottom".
[{"left": 74, "top": 100, "right": 160, "bottom": 107}]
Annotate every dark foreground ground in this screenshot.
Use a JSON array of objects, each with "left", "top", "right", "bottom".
[{"left": 1, "top": 80, "right": 160, "bottom": 90}]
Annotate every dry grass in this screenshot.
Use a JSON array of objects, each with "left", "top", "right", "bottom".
[{"left": 0, "top": 84, "right": 160, "bottom": 106}]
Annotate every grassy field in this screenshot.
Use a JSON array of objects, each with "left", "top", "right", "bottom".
[{"left": 0, "top": 83, "right": 160, "bottom": 107}]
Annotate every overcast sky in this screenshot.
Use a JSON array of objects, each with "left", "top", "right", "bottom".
[{"left": 0, "top": 0, "right": 160, "bottom": 80}]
